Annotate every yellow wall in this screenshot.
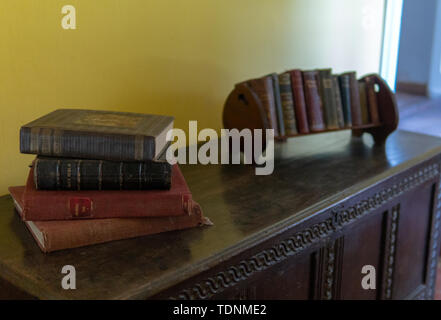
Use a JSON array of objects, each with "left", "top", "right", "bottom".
[{"left": 0, "top": 0, "right": 385, "bottom": 195}]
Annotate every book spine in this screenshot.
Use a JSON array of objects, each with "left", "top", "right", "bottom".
[
  {"left": 338, "top": 74, "right": 352, "bottom": 127},
  {"left": 364, "top": 76, "right": 381, "bottom": 124},
  {"left": 358, "top": 81, "right": 371, "bottom": 124},
  {"left": 34, "top": 158, "right": 172, "bottom": 191},
  {"left": 289, "top": 70, "right": 310, "bottom": 133},
  {"left": 270, "top": 73, "right": 285, "bottom": 137},
  {"left": 23, "top": 201, "right": 209, "bottom": 253},
  {"left": 302, "top": 71, "right": 326, "bottom": 132},
  {"left": 346, "top": 72, "right": 363, "bottom": 126},
  {"left": 332, "top": 75, "right": 345, "bottom": 128},
  {"left": 318, "top": 69, "right": 339, "bottom": 130},
  {"left": 20, "top": 127, "right": 155, "bottom": 161},
  {"left": 278, "top": 73, "right": 298, "bottom": 136},
  {"left": 247, "top": 77, "right": 279, "bottom": 136}
]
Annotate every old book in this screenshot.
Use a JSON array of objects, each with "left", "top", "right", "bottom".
[
  {"left": 278, "top": 72, "right": 298, "bottom": 135},
  {"left": 341, "top": 72, "right": 362, "bottom": 127},
  {"left": 317, "top": 69, "right": 339, "bottom": 130},
  {"left": 9, "top": 186, "right": 211, "bottom": 253},
  {"left": 302, "top": 70, "right": 326, "bottom": 132},
  {"left": 338, "top": 74, "right": 353, "bottom": 127},
  {"left": 358, "top": 81, "right": 371, "bottom": 124},
  {"left": 21, "top": 165, "right": 194, "bottom": 221},
  {"left": 364, "top": 76, "right": 381, "bottom": 124},
  {"left": 246, "top": 77, "right": 279, "bottom": 136},
  {"left": 33, "top": 155, "right": 171, "bottom": 191},
  {"left": 289, "top": 69, "right": 309, "bottom": 133},
  {"left": 20, "top": 109, "right": 174, "bottom": 161},
  {"left": 269, "top": 73, "right": 285, "bottom": 137},
  {"left": 332, "top": 75, "right": 345, "bottom": 128}
]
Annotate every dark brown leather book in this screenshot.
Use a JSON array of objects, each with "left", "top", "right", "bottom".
[
  {"left": 317, "top": 69, "right": 339, "bottom": 130},
  {"left": 289, "top": 69, "right": 309, "bottom": 133},
  {"left": 246, "top": 77, "right": 279, "bottom": 136},
  {"left": 20, "top": 109, "right": 174, "bottom": 161},
  {"left": 302, "top": 70, "right": 326, "bottom": 132},
  {"left": 358, "top": 81, "right": 371, "bottom": 124},
  {"left": 9, "top": 186, "right": 211, "bottom": 253},
  {"left": 278, "top": 72, "right": 298, "bottom": 135},
  {"left": 332, "top": 75, "right": 345, "bottom": 128},
  {"left": 364, "top": 76, "right": 381, "bottom": 124},
  {"left": 338, "top": 74, "right": 353, "bottom": 127},
  {"left": 341, "top": 72, "right": 362, "bottom": 126}
]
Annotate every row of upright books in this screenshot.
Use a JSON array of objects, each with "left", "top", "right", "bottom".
[
  {"left": 10, "top": 109, "right": 211, "bottom": 253},
  {"left": 240, "top": 69, "right": 381, "bottom": 137}
]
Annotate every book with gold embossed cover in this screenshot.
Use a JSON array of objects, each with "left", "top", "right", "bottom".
[{"left": 20, "top": 109, "right": 174, "bottom": 161}]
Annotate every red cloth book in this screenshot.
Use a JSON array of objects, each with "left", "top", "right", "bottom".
[
  {"left": 9, "top": 186, "right": 211, "bottom": 253},
  {"left": 21, "top": 165, "right": 195, "bottom": 221}
]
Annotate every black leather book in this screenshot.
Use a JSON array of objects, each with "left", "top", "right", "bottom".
[
  {"left": 33, "top": 147, "right": 171, "bottom": 191},
  {"left": 20, "top": 109, "right": 174, "bottom": 161}
]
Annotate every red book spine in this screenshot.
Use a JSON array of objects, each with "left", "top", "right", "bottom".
[
  {"left": 302, "top": 71, "right": 326, "bottom": 132},
  {"left": 289, "top": 70, "right": 310, "bottom": 134},
  {"left": 22, "top": 165, "right": 194, "bottom": 221}
]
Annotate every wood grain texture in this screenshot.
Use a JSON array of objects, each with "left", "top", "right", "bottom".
[{"left": 0, "top": 130, "right": 441, "bottom": 299}]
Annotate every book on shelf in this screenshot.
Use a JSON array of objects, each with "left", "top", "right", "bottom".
[
  {"left": 289, "top": 69, "right": 310, "bottom": 134},
  {"left": 9, "top": 186, "right": 211, "bottom": 253},
  {"left": 33, "top": 143, "right": 171, "bottom": 191},
  {"left": 331, "top": 75, "right": 345, "bottom": 128},
  {"left": 341, "top": 72, "right": 363, "bottom": 127},
  {"left": 317, "top": 69, "right": 339, "bottom": 130},
  {"left": 246, "top": 76, "right": 279, "bottom": 136},
  {"left": 20, "top": 109, "right": 174, "bottom": 162},
  {"left": 338, "top": 74, "right": 353, "bottom": 127},
  {"left": 21, "top": 165, "right": 195, "bottom": 221},
  {"left": 269, "top": 73, "right": 286, "bottom": 137},
  {"left": 302, "top": 70, "right": 326, "bottom": 132},
  {"left": 278, "top": 72, "right": 298, "bottom": 136}
]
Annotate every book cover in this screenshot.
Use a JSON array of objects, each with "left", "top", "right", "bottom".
[
  {"left": 289, "top": 69, "right": 310, "bottom": 134},
  {"left": 331, "top": 75, "right": 345, "bottom": 128},
  {"left": 21, "top": 165, "right": 194, "bottom": 221},
  {"left": 341, "top": 72, "right": 363, "bottom": 126},
  {"left": 317, "top": 69, "right": 339, "bottom": 130},
  {"left": 364, "top": 76, "right": 381, "bottom": 124},
  {"left": 246, "top": 77, "right": 279, "bottom": 136},
  {"left": 338, "top": 74, "right": 353, "bottom": 127},
  {"left": 9, "top": 186, "right": 211, "bottom": 253},
  {"left": 358, "top": 81, "right": 371, "bottom": 124},
  {"left": 278, "top": 72, "right": 298, "bottom": 136},
  {"left": 269, "top": 73, "right": 286, "bottom": 137},
  {"left": 20, "top": 109, "right": 174, "bottom": 161},
  {"left": 302, "top": 70, "right": 326, "bottom": 132}
]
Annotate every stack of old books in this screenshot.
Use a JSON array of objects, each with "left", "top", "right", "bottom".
[{"left": 9, "top": 109, "right": 211, "bottom": 253}]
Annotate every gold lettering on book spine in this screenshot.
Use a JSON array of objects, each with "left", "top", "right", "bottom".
[
  {"left": 134, "top": 135, "right": 144, "bottom": 161},
  {"left": 30, "top": 127, "right": 40, "bottom": 153}
]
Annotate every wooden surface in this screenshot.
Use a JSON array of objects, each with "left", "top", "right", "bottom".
[{"left": 1, "top": 130, "right": 441, "bottom": 299}]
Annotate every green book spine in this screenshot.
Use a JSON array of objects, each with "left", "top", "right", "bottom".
[
  {"left": 358, "top": 81, "right": 370, "bottom": 124},
  {"left": 332, "top": 75, "right": 345, "bottom": 128},
  {"left": 278, "top": 73, "right": 298, "bottom": 135},
  {"left": 338, "top": 74, "right": 352, "bottom": 127},
  {"left": 318, "top": 69, "right": 339, "bottom": 130},
  {"left": 270, "top": 73, "right": 285, "bottom": 137}
]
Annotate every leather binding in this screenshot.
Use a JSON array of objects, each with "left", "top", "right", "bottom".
[
  {"left": 289, "top": 69, "right": 310, "bottom": 133},
  {"left": 34, "top": 157, "right": 171, "bottom": 191},
  {"left": 302, "top": 70, "right": 326, "bottom": 132},
  {"left": 358, "top": 81, "right": 371, "bottom": 124},
  {"left": 21, "top": 165, "right": 193, "bottom": 220},
  {"left": 332, "top": 75, "right": 345, "bottom": 128},
  {"left": 317, "top": 69, "right": 339, "bottom": 129},
  {"left": 246, "top": 77, "right": 279, "bottom": 136},
  {"left": 9, "top": 186, "right": 211, "bottom": 253},
  {"left": 364, "top": 76, "right": 381, "bottom": 124},
  {"left": 338, "top": 74, "right": 353, "bottom": 127},
  {"left": 269, "top": 73, "right": 285, "bottom": 137},
  {"left": 278, "top": 72, "right": 298, "bottom": 135},
  {"left": 20, "top": 109, "right": 174, "bottom": 161},
  {"left": 342, "top": 72, "right": 363, "bottom": 126}
]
